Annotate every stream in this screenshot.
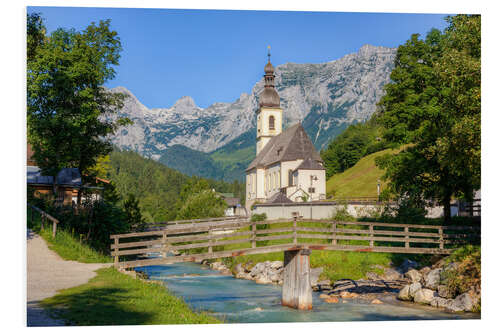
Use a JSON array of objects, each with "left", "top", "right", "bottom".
[{"left": 135, "top": 262, "right": 480, "bottom": 323}]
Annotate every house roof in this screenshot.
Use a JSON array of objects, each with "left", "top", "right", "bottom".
[
  {"left": 27, "top": 166, "right": 81, "bottom": 187},
  {"left": 246, "top": 123, "right": 323, "bottom": 171},
  {"left": 294, "top": 157, "right": 325, "bottom": 171},
  {"left": 267, "top": 191, "right": 293, "bottom": 204}
]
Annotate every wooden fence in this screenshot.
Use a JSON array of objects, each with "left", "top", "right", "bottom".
[
  {"left": 28, "top": 203, "right": 60, "bottom": 238},
  {"left": 110, "top": 218, "right": 480, "bottom": 269}
]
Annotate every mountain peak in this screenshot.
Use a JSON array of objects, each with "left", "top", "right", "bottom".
[{"left": 173, "top": 96, "right": 197, "bottom": 109}]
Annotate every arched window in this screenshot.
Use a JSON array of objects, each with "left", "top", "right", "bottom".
[{"left": 269, "top": 115, "right": 275, "bottom": 130}]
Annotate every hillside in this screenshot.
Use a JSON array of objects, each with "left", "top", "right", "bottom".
[{"left": 326, "top": 148, "right": 399, "bottom": 199}]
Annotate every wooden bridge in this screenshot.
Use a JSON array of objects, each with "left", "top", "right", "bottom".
[{"left": 110, "top": 216, "right": 480, "bottom": 310}]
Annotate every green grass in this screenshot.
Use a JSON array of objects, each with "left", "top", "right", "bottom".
[
  {"left": 40, "top": 267, "right": 221, "bottom": 325},
  {"left": 326, "top": 148, "right": 399, "bottom": 198},
  {"left": 28, "top": 207, "right": 112, "bottom": 263}
]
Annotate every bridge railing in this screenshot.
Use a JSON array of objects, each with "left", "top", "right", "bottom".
[
  {"left": 28, "top": 202, "right": 60, "bottom": 238},
  {"left": 110, "top": 218, "right": 480, "bottom": 269},
  {"left": 145, "top": 215, "right": 247, "bottom": 230}
]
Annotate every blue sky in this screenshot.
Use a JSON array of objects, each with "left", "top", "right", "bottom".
[{"left": 27, "top": 7, "right": 451, "bottom": 109}]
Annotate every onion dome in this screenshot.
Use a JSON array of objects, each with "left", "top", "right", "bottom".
[{"left": 259, "top": 48, "right": 280, "bottom": 108}]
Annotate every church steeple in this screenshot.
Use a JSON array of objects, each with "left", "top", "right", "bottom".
[
  {"left": 259, "top": 46, "right": 280, "bottom": 108},
  {"left": 256, "top": 46, "right": 283, "bottom": 155}
]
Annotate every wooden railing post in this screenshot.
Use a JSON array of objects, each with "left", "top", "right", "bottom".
[
  {"left": 162, "top": 230, "right": 167, "bottom": 258},
  {"left": 438, "top": 227, "right": 444, "bottom": 250},
  {"left": 52, "top": 220, "right": 57, "bottom": 238},
  {"left": 404, "top": 226, "right": 409, "bottom": 248},
  {"left": 30, "top": 207, "right": 34, "bottom": 226},
  {"left": 369, "top": 224, "right": 374, "bottom": 247},
  {"left": 208, "top": 228, "right": 213, "bottom": 253},
  {"left": 293, "top": 217, "right": 297, "bottom": 245},
  {"left": 41, "top": 214, "right": 45, "bottom": 231},
  {"left": 113, "top": 237, "right": 119, "bottom": 267},
  {"left": 331, "top": 222, "right": 337, "bottom": 245},
  {"left": 252, "top": 221, "right": 256, "bottom": 248}
]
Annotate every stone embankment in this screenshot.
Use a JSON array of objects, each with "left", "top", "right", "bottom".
[
  {"left": 396, "top": 260, "right": 480, "bottom": 312},
  {"left": 205, "top": 258, "right": 479, "bottom": 313}
]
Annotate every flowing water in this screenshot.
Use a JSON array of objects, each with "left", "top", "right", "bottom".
[{"left": 135, "top": 262, "right": 479, "bottom": 323}]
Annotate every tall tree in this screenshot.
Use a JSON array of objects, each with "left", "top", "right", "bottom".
[
  {"left": 376, "top": 15, "right": 480, "bottom": 222},
  {"left": 27, "top": 16, "right": 130, "bottom": 200}
]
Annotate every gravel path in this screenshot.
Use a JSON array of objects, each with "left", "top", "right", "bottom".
[{"left": 27, "top": 229, "right": 111, "bottom": 326}]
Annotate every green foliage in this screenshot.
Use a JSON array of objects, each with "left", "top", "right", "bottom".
[
  {"left": 376, "top": 15, "right": 481, "bottom": 222},
  {"left": 320, "top": 119, "right": 388, "bottom": 178},
  {"left": 40, "top": 268, "right": 221, "bottom": 325},
  {"left": 175, "top": 189, "right": 227, "bottom": 220},
  {"left": 123, "top": 193, "right": 146, "bottom": 231},
  {"left": 108, "top": 149, "right": 245, "bottom": 222},
  {"left": 27, "top": 16, "right": 130, "bottom": 193},
  {"left": 250, "top": 213, "right": 267, "bottom": 222},
  {"left": 331, "top": 205, "right": 356, "bottom": 221},
  {"left": 441, "top": 246, "right": 481, "bottom": 300}
]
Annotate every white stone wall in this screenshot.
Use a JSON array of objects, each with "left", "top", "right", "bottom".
[{"left": 296, "top": 169, "right": 326, "bottom": 201}]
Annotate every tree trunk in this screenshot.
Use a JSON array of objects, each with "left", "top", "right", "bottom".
[{"left": 443, "top": 195, "right": 451, "bottom": 224}]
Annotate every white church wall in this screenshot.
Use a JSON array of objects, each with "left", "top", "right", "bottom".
[
  {"left": 296, "top": 169, "right": 326, "bottom": 201},
  {"left": 280, "top": 160, "right": 303, "bottom": 187}
]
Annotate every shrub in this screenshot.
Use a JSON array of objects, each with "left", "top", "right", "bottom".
[{"left": 441, "top": 246, "right": 481, "bottom": 299}]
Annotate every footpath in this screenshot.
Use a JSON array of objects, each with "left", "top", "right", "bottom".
[{"left": 26, "top": 229, "right": 110, "bottom": 326}]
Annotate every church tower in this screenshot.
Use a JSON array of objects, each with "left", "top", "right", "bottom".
[{"left": 256, "top": 47, "right": 283, "bottom": 155}]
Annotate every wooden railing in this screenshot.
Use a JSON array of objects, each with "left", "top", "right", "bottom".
[
  {"left": 28, "top": 203, "right": 60, "bottom": 238},
  {"left": 145, "top": 215, "right": 246, "bottom": 230},
  {"left": 110, "top": 218, "right": 480, "bottom": 269}
]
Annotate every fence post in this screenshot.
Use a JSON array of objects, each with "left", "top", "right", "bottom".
[
  {"left": 113, "top": 237, "right": 119, "bottom": 268},
  {"left": 331, "top": 222, "right": 337, "bottom": 245},
  {"left": 41, "top": 214, "right": 45, "bottom": 231},
  {"left": 30, "top": 207, "right": 34, "bottom": 226},
  {"left": 404, "top": 226, "right": 410, "bottom": 249},
  {"left": 208, "top": 228, "right": 213, "bottom": 254},
  {"left": 52, "top": 221, "right": 57, "bottom": 238},
  {"left": 438, "top": 227, "right": 444, "bottom": 250},
  {"left": 252, "top": 221, "right": 256, "bottom": 248},
  {"left": 369, "top": 224, "right": 374, "bottom": 248},
  {"left": 293, "top": 217, "right": 297, "bottom": 245},
  {"left": 162, "top": 231, "right": 167, "bottom": 258}
]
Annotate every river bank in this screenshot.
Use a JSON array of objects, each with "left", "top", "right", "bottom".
[
  {"left": 201, "top": 255, "right": 480, "bottom": 315},
  {"left": 135, "top": 260, "right": 479, "bottom": 323}
]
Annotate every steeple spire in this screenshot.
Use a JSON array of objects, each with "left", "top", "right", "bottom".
[{"left": 267, "top": 45, "right": 271, "bottom": 63}]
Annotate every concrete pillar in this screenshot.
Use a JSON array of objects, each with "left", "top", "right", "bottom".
[{"left": 281, "top": 248, "right": 312, "bottom": 310}]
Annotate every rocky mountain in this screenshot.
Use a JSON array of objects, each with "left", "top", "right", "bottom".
[{"left": 109, "top": 45, "right": 396, "bottom": 160}]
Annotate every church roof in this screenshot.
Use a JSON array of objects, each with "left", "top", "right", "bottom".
[
  {"left": 267, "top": 191, "right": 293, "bottom": 204},
  {"left": 246, "top": 123, "right": 323, "bottom": 171},
  {"left": 295, "top": 157, "right": 325, "bottom": 171}
]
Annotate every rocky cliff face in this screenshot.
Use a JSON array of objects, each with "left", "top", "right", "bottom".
[{"left": 109, "top": 44, "right": 396, "bottom": 160}]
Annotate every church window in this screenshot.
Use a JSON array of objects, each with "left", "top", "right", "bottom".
[
  {"left": 269, "top": 115, "right": 275, "bottom": 130},
  {"left": 308, "top": 187, "right": 316, "bottom": 193},
  {"left": 288, "top": 170, "right": 293, "bottom": 186}
]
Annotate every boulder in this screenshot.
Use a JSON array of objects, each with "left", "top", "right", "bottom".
[
  {"left": 250, "top": 262, "right": 266, "bottom": 277},
  {"left": 437, "top": 285, "right": 453, "bottom": 299},
  {"left": 414, "top": 288, "right": 436, "bottom": 305},
  {"left": 444, "top": 262, "right": 459, "bottom": 272},
  {"left": 446, "top": 293, "right": 474, "bottom": 312},
  {"left": 430, "top": 296, "right": 453, "bottom": 308},
  {"left": 255, "top": 275, "right": 272, "bottom": 284},
  {"left": 409, "top": 282, "right": 422, "bottom": 298},
  {"left": 269, "top": 261, "right": 283, "bottom": 269},
  {"left": 310, "top": 267, "right": 324, "bottom": 287},
  {"left": 404, "top": 269, "right": 422, "bottom": 283},
  {"left": 316, "top": 280, "right": 332, "bottom": 291},
  {"left": 371, "top": 299, "right": 383, "bottom": 304},
  {"left": 339, "top": 291, "right": 359, "bottom": 298},
  {"left": 319, "top": 293, "right": 330, "bottom": 299},
  {"left": 399, "top": 259, "right": 419, "bottom": 274},
  {"left": 397, "top": 285, "right": 412, "bottom": 301},
  {"left": 366, "top": 272, "right": 380, "bottom": 281},
  {"left": 234, "top": 263, "right": 245, "bottom": 275},
  {"left": 420, "top": 266, "right": 431, "bottom": 276},
  {"left": 381, "top": 268, "right": 403, "bottom": 281},
  {"left": 325, "top": 296, "right": 339, "bottom": 303},
  {"left": 424, "top": 268, "right": 443, "bottom": 290}
]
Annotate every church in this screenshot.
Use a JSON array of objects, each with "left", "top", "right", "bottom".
[{"left": 245, "top": 53, "right": 326, "bottom": 211}]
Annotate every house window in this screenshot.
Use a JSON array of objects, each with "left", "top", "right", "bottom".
[
  {"left": 288, "top": 170, "right": 293, "bottom": 186},
  {"left": 308, "top": 187, "right": 315, "bottom": 193},
  {"left": 269, "top": 115, "right": 275, "bottom": 130}
]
